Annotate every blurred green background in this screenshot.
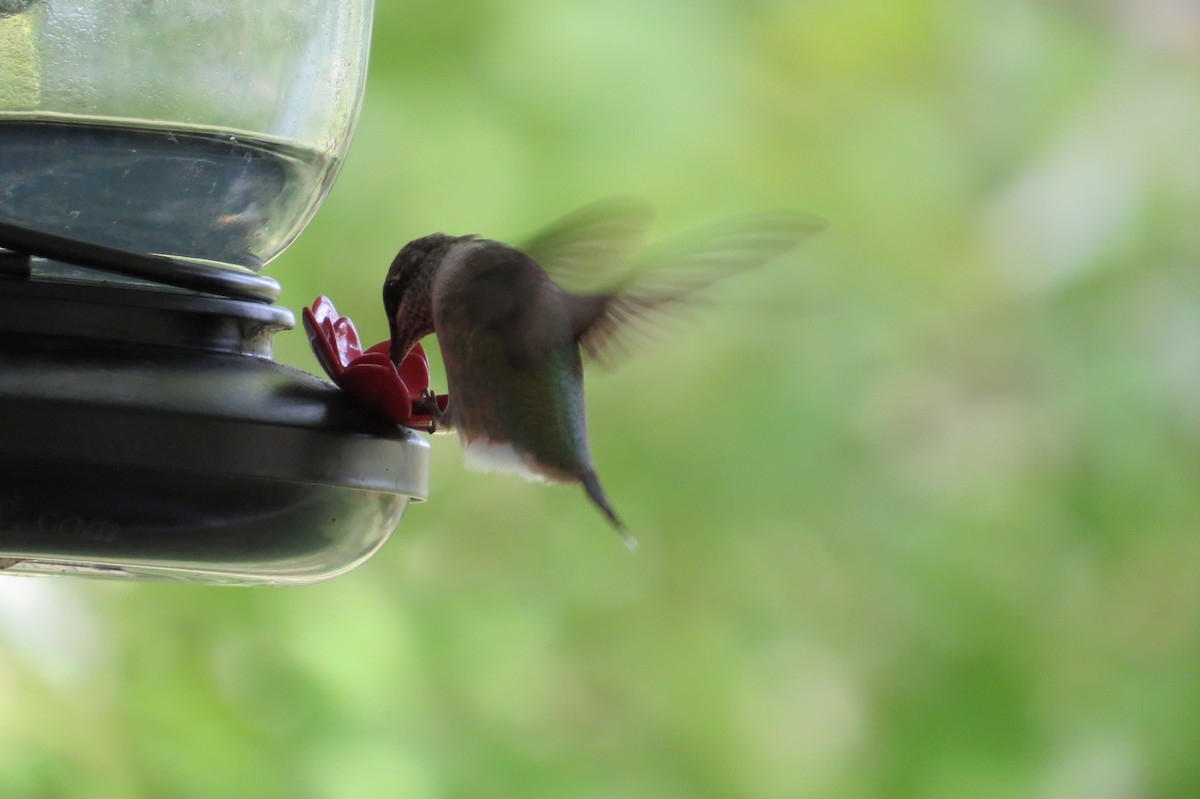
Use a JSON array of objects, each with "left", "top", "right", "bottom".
[{"left": 4, "top": 0, "right": 1200, "bottom": 796}]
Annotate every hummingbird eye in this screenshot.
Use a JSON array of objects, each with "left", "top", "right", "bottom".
[
  {"left": 382, "top": 274, "right": 407, "bottom": 312},
  {"left": 387, "top": 257, "right": 422, "bottom": 307}
]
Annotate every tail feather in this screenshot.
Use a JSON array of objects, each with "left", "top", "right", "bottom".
[{"left": 581, "top": 471, "right": 638, "bottom": 550}]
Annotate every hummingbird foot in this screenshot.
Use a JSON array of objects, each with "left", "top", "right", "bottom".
[{"left": 412, "top": 391, "right": 452, "bottom": 433}]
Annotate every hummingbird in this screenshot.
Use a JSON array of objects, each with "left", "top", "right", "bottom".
[{"left": 383, "top": 199, "right": 824, "bottom": 546}]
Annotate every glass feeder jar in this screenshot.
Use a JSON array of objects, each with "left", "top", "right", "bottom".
[
  {"left": 0, "top": 0, "right": 433, "bottom": 585},
  {"left": 0, "top": 0, "right": 368, "bottom": 270}
]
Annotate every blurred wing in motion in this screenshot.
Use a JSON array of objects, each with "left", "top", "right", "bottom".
[
  {"left": 568, "top": 210, "right": 828, "bottom": 366},
  {"left": 519, "top": 196, "right": 656, "bottom": 294}
]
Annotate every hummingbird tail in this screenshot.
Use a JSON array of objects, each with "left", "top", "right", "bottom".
[{"left": 581, "top": 471, "right": 638, "bottom": 551}]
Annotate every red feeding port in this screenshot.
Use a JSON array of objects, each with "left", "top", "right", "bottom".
[{"left": 302, "top": 295, "right": 448, "bottom": 432}]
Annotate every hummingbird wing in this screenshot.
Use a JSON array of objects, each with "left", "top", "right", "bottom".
[
  {"left": 519, "top": 196, "right": 656, "bottom": 294},
  {"left": 563, "top": 211, "right": 828, "bottom": 365}
]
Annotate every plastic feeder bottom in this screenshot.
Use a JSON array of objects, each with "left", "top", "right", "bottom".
[{"left": 0, "top": 262, "right": 429, "bottom": 585}]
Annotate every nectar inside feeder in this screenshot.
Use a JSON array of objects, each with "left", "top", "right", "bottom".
[{"left": 0, "top": 0, "right": 432, "bottom": 585}]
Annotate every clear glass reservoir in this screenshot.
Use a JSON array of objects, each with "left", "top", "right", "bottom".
[{"left": 0, "top": 0, "right": 372, "bottom": 269}]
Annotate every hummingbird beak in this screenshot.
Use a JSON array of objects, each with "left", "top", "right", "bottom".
[
  {"left": 383, "top": 278, "right": 402, "bottom": 366},
  {"left": 387, "top": 310, "right": 402, "bottom": 367}
]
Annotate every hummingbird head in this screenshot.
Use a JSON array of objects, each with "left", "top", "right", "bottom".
[{"left": 383, "top": 233, "right": 472, "bottom": 365}]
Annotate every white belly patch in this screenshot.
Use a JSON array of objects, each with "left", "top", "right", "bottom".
[{"left": 461, "top": 437, "right": 547, "bottom": 483}]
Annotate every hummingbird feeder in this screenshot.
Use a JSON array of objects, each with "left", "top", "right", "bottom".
[{"left": 0, "top": 0, "right": 432, "bottom": 584}]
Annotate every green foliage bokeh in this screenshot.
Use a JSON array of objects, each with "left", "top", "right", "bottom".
[{"left": 4, "top": 1, "right": 1200, "bottom": 797}]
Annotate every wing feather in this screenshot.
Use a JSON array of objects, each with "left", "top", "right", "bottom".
[
  {"left": 519, "top": 197, "right": 655, "bottom": 293},
  {"left": 573, "top": 211, "right": 828, "bottom": 365}
]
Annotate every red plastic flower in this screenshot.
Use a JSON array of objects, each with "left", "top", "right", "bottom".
[{"left": 302, "top": 295, "right": 448, "bottom": 431}]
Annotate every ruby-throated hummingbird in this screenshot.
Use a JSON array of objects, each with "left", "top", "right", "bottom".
[{"left": 383, "top": 199, "right": 824, "bottom": 546}]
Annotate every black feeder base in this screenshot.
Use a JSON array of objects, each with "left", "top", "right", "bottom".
[{"left": 0, "top": 232, "right": 429, "bottom": 585}]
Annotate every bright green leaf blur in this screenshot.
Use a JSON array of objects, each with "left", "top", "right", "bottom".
[{"left": 4, "top": 1, "right": 1200, "bottom": 797}]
